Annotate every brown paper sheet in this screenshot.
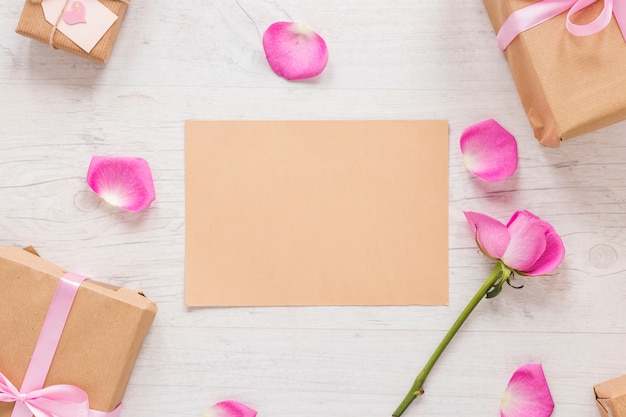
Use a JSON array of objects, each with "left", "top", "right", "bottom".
[
  {"left": 15, "top": 0, "right": 128, "bottom": 63},
  {"left": 185, "top": 120, "right": 449, "bottom": 307},
  {"left": 0, "top": 247, "right": 157, "bottom": 415},
  {"left": 483, "top": 0, "right": 626, "bottom": 147}
]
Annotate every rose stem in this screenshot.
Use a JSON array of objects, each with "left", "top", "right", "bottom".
[{"left": 392, "top": 262, "right": 505, "bottom": 417}]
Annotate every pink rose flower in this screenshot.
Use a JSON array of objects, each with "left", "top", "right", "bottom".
[
  {"left": 464, "top": 210, "right": 565, "bottom": 276},
  {"left": 393, "top": 211, "right": 564, "bottom": 417}
]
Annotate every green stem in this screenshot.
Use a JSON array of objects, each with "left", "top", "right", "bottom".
[{"left": 392, "top": 262, "right": 507, "bottom": 417}]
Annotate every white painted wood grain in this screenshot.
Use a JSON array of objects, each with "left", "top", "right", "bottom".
[{"left": 1, "top": 1, "right": 625, "bottom": 416}]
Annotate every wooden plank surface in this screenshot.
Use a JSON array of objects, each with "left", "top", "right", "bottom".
[{"left": 1, "top": 1, "right": 625, "bottom": 416}]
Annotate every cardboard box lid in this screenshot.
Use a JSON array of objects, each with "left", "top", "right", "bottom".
[
  {"left": 0, "top": 246, "right": 157, "bottom": 414},
  {"left": 595, "top": 375, "right": 626, "bottom": 417}
]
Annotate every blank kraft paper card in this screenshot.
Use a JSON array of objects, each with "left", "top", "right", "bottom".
[{"left": 185, "top": 120, "right": 449, "bottom": 307}]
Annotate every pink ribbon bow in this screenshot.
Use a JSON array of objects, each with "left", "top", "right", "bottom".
[
  {"left": 0, "top": 372, "right": 91, "bottom": 417},
  {"left": 497, "top": 0, "right": 626, "bottom": 50}
]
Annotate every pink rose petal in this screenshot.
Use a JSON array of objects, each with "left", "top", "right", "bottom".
[
  {"left": 524, "top": 230, "right": 566, "bottom": 275},
  {"left": 86, "top": 156, "right": 155, "bottom": 212},
  {"left": 206, "top": 401, "right": 257, "bottom": 417},
  {"left": 502, "top": 211, "right": 548, "bottom": 271},
  {"left": 464, "top": 211, "right": 510, "bottom": 259},
  {"left": 460, "top": 119, "right": 518, "bottom": 182},
  {"left": 263, "top": 21, "right": 328, "bottom": 80},
  {"left": 501, "top": 364, "right": 554, "bottom": 417}
]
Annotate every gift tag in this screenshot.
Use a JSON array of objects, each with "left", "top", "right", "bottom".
[{"left": 41, "top": 0, "right": 118, "bottom": 53}]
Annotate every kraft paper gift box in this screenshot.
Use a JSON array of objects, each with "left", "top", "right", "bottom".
[
  {"left": 483, "top": 0, "right": 626, "bottom": 147},
  {"left": 595, "top": 375, "right": 626, "bottom": 417},
  {"left": 15, "top": 0, "right": 129, "bottom": 63},
  {"left": 0, "top": 246, "right": 157, "bottom": 416}
]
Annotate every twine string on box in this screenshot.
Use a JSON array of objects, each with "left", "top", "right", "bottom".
[{"left": 28, "top": 0, "right": 131, "bottom": 49}]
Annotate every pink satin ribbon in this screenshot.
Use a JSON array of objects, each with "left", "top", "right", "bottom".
[
  {"left": 497, "top": 0, "right": 626, "bottom": 50},
  {"left": 0, "top": 273, "right": 122, "bottom": 417}
]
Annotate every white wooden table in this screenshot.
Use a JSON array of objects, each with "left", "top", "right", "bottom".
[{"left": 1, "top": 1, "right": 625, "bottom": 416}]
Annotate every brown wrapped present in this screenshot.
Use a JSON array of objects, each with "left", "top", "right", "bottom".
[
  {"left": 15, "top": 0, "right": 129, "bottom": 63},
  {"left": 483, "top": 1, "right": 626, "bottom": 147},
  {"left": 595, "top": 375, "right": 626, "bottom": 417},
  {"left": 0, "top": 246, "right": 157, "bottom": 416}
]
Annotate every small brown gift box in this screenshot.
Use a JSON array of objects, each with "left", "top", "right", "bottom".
[
  {"left": 595, "top": 375, "right": 626, "bottom": 417},
  {"left": 0, "top": 246, "right": 157, "bottom": 416},
  {"left": 483, "top": 1, "right": 626, "bottom": 147},
  {"left": 15, "top": 0, "right": 129, "bottom": 63}
]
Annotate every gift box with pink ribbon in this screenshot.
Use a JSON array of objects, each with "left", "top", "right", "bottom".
[
  {"left": 483, "top": 0, "right": 626, "bottom": 147},
  {"left": 15, "top": 0, "right": 130, "bottom": 63},
  {"left": 0, "top": 246, "right": 157, "bottom": 417}
]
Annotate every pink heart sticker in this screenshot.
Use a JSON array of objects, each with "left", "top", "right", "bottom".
[{"left": 63, "top": 1, "right": 87, "bottom": 25}]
